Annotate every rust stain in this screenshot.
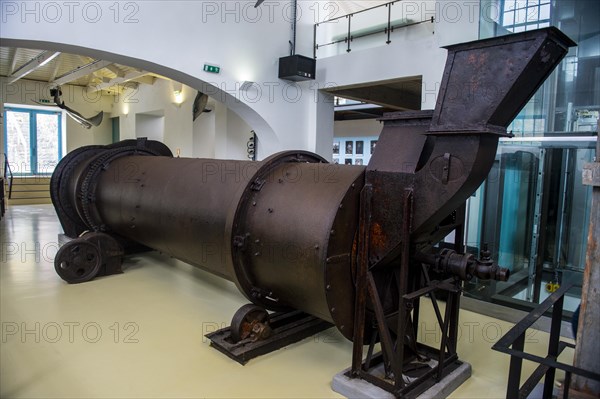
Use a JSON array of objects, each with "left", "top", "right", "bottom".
[
  {"left": 467, "top": 53, "right": 477, "bottom": 65},
  {"left": 370, "top": 222, "right": 387, "bottom": 250}
]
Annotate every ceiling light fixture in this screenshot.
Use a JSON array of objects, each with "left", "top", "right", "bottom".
[{"left": 173, "top": 90, "right": 184, "bottom": 105}]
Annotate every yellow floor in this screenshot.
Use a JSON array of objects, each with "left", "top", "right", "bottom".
[{"left": 1, "top": 205, "right": 574, "bottom": 398}]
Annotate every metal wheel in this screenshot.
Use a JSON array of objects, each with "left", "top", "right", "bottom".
[
  {"left": 230, "top": 304, "right": 271, "bottom": 343},
  {"left": 55, "top": 239, "right": 101, "bottom": 283}
]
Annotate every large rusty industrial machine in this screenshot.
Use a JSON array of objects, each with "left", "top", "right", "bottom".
[{"left": 50, "top": 28, "right": 575, "bottom": 397}]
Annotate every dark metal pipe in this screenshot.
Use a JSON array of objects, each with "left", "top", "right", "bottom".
[
  {"left": 51, "top": 28, "right": 575, "bottom": 344},
  {"left": 53, "top": 146, "right": 365, "bottom": 331}
]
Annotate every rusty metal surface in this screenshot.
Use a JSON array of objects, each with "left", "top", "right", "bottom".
[
  {"left": 230, "top": 151, "right": 365, "bottom": 326},
  {"left": 96, "top": 155, "right": 248, "bottom": 281},
  {"left": 582, "top": 163, "right": 600, "bottom": 187},
  {"left": 429, "top": 27, "right": 576, "bottom": 135},
  {"left": 572, "top": 124, "right": 600, "bottom": 396},
  {"left": 367, "top": 27, "right": 576, "bottom": 266},
  {"left": 49, "top": 27, "right": 576, "bottom": 398}
]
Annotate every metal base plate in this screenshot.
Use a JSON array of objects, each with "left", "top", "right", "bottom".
[
  {"left": 332, "top": 361, "right": 471, "bottom": 399},
  {"left": 206, "top": 310, "right": 332, "bottom": 365}
]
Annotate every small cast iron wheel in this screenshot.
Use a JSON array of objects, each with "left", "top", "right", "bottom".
[
  {"left": 55, "top": 239, "right": 101, "bottom": 283},
  {"left": 230, "top": 304, "right": 271, "bottom": 343}
]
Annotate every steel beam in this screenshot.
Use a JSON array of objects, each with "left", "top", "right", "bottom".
[
  {"left": 8, "top": 50, "right": 60, "bottom": 84},
  {"left": 52, "top": 60, "right": 112, "bottom": 86},
  {"left": 87, "top": 69, "right": 150, "bottom": 92}
]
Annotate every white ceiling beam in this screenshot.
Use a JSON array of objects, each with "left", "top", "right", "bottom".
[
  {"left": 52, "top": 59, "right": 113, "bottom": 86},
  {"left": 88, "top": 70, "right": 150, "bottom": 93},
  {"left": 48, "top": 57, "right": 63, "bottom": 82},
  {"left": 8, "top": 51, "right": 60, "bottom": 84},
  {"left": 104, "top": 64, "right": 126, "bottom": 78},
  {"left": 9, "top": 48, "right": 21, "bottom": 74}
]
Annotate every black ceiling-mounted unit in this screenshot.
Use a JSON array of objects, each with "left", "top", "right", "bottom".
[{"left": 278, "top": 55, "right": 316, "bottom": 82}]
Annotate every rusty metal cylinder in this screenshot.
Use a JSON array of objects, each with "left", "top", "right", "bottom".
[
  {"left": 54, "top": 142, "right": 365, "bottom": 338},
  {"left": 94, "top": 155, "right": 251, "bottom": 281}
]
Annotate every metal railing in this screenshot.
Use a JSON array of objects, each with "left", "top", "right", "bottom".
[
  {"left": 2, "top": 153, "right": 14, "bottom": 199},
  {"left": 492, "top": 283, "right": 600, "bottom": 398},
  {"left": 3, "top": 153, "right": 14, "bottom": 199},
  {"left": 313, "top": 1, "right": 434, "bottom": 58}
]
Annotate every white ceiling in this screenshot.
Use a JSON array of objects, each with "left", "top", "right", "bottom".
[{"left": 0, "top": 47, "right": 168, "bottom": 95}]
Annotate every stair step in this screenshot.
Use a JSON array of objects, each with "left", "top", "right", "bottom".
[
  {"left": 7, "top": 184, "right": 50, "bottom": 191},
  {"left": 8, "top": 191, "right": 51, "bottom": 199},
  {"left": 8, "top": 178, "right": 51, "bottom": 184},
  {"left": 6, "top": 198, "right": 53, "bottom": 206},
  {"left": 5, "top": 175, "right": 51, "bottom": 204}
]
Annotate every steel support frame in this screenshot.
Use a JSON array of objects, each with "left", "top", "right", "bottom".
[
  {"left": 493, "top": 283, "right": 600, "bottom": 399},
  {"left": 350, "top": 189, "right": 465, "bottom": 397}
]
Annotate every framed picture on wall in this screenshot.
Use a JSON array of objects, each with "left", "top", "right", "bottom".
[
  {"left": 345, "top": 141, "right": 353, "bottom": 155},
  {"left": 370, "top": 140, "right": 378, "bottom": 154},
  {"left": 345, "top": 158, "right": 353, "bottom": 165},
  {"left": 356, "top": 141, "right": 364, "bottom": 155},
  {"left": 333, "top": 142, "right": 339, "bottom": 155}
]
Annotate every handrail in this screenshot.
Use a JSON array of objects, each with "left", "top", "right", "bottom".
[
  {"left": 3, "top": 153, "right": 14, "bottom": 199},
  {"left": 317, "top": 0, "right": 399, "bottom": 24},
  {"left": 316, "top": 18, "right": 434, "bottom": 50},
  {"left": 313, "top": 0, "right": 435, "bottom": 57},
  {"left": 492, "top": 283, "right": 600, "bottom": 398}
]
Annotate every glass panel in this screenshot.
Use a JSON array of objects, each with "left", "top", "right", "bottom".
[
  {"left": 526, "top": 6, "right": 539, "bottom": 22},
  {"left": 515, "top": 0, "right": 528, "bottom": 9},
  {"left": 6, "top": 110, "right": 31, "bottom": 174},
  {"left": 464, "top": 142, "right": 594, "bottom": 313},
  {"left": 36, "top": 113, "right": 59, "bottom": 174},
  {"left": 477, "top": 0, "right": 598, "bottom": 320},
  {"left": 314, "top": 1, "right": 435, "bottom": 58},
  {"left": 515, "top": 8, "right": 527, "bottom": 24},
  {"left": 539, "top": 4, "right": 550, "bottom": 20},
  {"left": 482, "top": 146, "right": 541, "bottom": 274},
  {"left": 503, "top": 11, "right": 515, "bottom": 25},
  {"left": 541, "top": 148, "right": 593, "bottom": 270}
]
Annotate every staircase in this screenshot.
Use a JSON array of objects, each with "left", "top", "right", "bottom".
[{"left": 5, "top": 176, "right": 52, "bottom": 205}]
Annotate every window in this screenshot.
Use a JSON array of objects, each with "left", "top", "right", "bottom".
[
  {"left": 501, "top": 0, "right": 551, "bottom": 32},
  {"left": 4, "top": 107, "right": 63, "bottom": 175}
]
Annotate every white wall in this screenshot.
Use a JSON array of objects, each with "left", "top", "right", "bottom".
[
  {"left": 317, "top": 2, "right": 480, "bottom": 110},
  {"left": 192, "top": 99, "right": 255, "bottom": 161},
  {"left": 135, "top": 113, "right": 164, "bottom": 142},
  {"left": 112, "top": 79, "right": 194, "bottom": 156},
  {"left": 1, "top": 1, "right": 480, "bottom": 159}
]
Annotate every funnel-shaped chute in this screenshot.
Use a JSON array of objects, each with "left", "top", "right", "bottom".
[{"left": 429, "top": 27, "right": 576, "bottom": 135}]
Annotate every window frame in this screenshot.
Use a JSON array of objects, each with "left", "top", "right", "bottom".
[
  {"left": 500, "top": 0, "right": 552, "bottom": 32},
  {"left": 3, "top": 106, "right": 63, "bottom": 176}
]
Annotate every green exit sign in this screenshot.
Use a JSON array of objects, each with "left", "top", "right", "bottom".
[{"left": 203, "top": 64, "right": 220, "bottom": 74}]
